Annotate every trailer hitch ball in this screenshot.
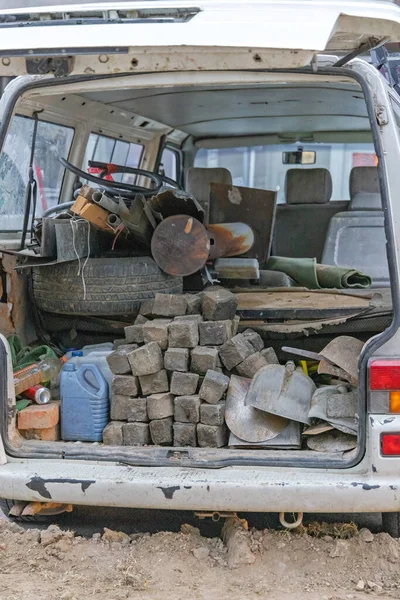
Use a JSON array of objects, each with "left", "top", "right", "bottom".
[{"left": 279, "top": 511, "right": 304, "bottom": 529}]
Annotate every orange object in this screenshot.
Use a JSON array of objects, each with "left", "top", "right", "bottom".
[
  {"left": 14, "top": 364, "right": 44, "bottom": 395},
  {"left": 17, "top": 402, "right": 59, "bottom": 430},
  {"left": 71, "top": 195, "right": 112, "bottom": 231},
  {"left": 19, "top": 424, "right": 60, "bottom": 441},
  {"left": 390, "top": 391, "right": 400, "bottom": 413}
]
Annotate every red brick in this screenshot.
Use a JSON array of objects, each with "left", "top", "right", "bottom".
[
  {"left": 18, "top": 402, "right": 59, "bottom": 430},
  {"left": 19, "top": 424, "right": 60, "bottom": 441}
]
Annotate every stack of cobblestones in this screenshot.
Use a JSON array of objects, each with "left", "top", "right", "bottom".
[{"left": 103, "top": 288, "right": 278, "bottom": 447}]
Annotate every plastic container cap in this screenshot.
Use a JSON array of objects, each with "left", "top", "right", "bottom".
[{"left": 63, "top": 363, "right": 77, "bottom": 372}]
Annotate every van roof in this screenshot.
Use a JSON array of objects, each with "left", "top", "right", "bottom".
[{"left": 0, "top": 1, "right": 399, "bottom": 77}]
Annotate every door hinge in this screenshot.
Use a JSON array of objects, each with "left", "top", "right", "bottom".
[
  {"left": 26, "top": 56, "right": 74, "bottom": 78},
  {"left": 376, "top": 104, "right": 389, "bottom": 126}
]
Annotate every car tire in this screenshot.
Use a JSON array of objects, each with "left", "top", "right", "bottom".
[
  {"left": 382, "top": 512, "right": 400, "bottom": 538},
  {"left": 32, "top": 256, "right": 183, "bottom": 316},
  {"left": 0, "top": 499, "right": 60, "bottom": 524}
]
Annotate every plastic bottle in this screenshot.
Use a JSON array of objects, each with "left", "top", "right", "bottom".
[
  {"left": 38, "top": 356, "right": 62, "bottom": 381},
  {"left": 60, "top": 363, "right": 109, "bottom": 442},
  {"left": 82, "top": 342, "right": 114, "bottom": 355},
  {"left": 63, "top": 342, "right": 114, "bottom": 361},
  {"left": 68, "top": 350, "right": 113, "bottom": 389}
]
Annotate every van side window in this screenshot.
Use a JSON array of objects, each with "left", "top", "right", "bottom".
[
  {"left": 159, "top": 147, "right": 179, "bottom": 182},
  {"left": 82, "top": 133, "right": 143, "bottom": 185},
  {"left": 0, "top": 115, "right": 74, "bottom": 231}
]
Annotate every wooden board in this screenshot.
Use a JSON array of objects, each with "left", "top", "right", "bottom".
[{"left": 236, "top": 290, "right": 372, "bottom": 320}]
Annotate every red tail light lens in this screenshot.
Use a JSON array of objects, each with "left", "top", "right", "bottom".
[
  {"left": 370, "top": 360, "right": 400, "bottom": 390},
  {"left": 382, "top": 433, "right": 400, "bottom": 456}
]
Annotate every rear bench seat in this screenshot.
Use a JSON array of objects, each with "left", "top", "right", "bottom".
[
  {"left": 273, "top": 168, "right": 349, "bottom": 261},
  {"left": 322, "top": 166, "right": 389, "bottom": 288}
]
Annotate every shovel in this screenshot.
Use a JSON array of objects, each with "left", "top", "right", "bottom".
[
  {"left": 245, "top": 362, "right": 316, "bottom": 425},
  {"left": 225, "top": 375, "right": 288, "bottom": 442}
]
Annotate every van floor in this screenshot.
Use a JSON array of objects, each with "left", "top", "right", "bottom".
[{"left": 0, "top": 511, "right": 397, "bottom": 600}]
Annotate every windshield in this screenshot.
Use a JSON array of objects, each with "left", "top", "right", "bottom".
[{"left": 195, "top": 142, "right": 376, "bottom": 203}]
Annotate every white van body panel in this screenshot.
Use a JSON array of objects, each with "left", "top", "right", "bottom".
[
  {"left": 0, "top": 408, "right": 397, "bottom": 513},
  {"left": 0, "top": 1, "right": 398, "bottom": 75},
  {"left": 0, "top": 6, "right": 399, "bottom": 512}
]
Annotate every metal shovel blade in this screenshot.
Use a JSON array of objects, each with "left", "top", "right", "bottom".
[
  {"left": 225, "top": 375, "right": 288, "bottom": 442},
  {"left": 319, "top": 336, "right": 364, "bottom": 386},
  {"left": 228, "top": 419, "right": 301, "bottom": 449},
  {"left": 306, "top": 431, "right": 357, "bottom": 453},
  {"left": 317, "top": 359, "right": 350, "bottom": 382},
  {"left": 309, "top": 385, "right": 358, "bottom": 434},
  {"left": 245, "top": 364, "right": 316, "bottom": 425}
]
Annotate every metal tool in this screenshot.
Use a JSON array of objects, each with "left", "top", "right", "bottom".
[
  {"left": 306, "top": 430, "right": 357, "bottom": 452},
  {"left": 228, "top": 419, "right": 301, "bottom": 448},
  {"left": 225, "top": 375, "right": 288, "bottom": 442},
  {"left": 319, "top": 336, "right": 364, "bottom": 385},
  {"left": 309, "top": 385, "right": 358, "bottom": 434},
  {"left": 245, "top": 362, "right": 316, "bottom": 425}
]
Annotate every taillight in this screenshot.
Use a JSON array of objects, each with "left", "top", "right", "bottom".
[
  {"left": 381, "top": 433, "right": 400, "bottom": 455},
  {"left": 369, "top": 360, "right": 400, "bottom": 414},
  {"left": 370, "top": 360, "right": 400, "bottom": 390}
]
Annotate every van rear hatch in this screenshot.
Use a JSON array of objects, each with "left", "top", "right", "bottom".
[{"left": 0, "top": 1, "right": 398, "bottom": 76}]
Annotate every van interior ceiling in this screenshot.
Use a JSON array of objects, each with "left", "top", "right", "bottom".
[{"left": 0, "top": 71, "right": 391, "bottom": 467}]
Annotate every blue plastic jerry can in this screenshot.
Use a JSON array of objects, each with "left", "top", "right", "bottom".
[{"left": 60, "top": 363, "right": 109, "bottom": 442}]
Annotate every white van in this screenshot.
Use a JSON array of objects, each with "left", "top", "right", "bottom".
[{"left": 0, "top": 0, "right": 400, "bottom": 534}]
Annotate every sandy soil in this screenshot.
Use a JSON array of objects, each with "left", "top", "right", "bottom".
[{"left": 0, "top": 518, "right": 399, "bottom": 600}]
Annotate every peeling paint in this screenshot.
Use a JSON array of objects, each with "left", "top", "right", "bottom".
[
  {"left": 26, "top": 476, "right": 95, "bottom": 499},
  {"left": 351, "top": 482, "right": 380, "bottom": 491},
  {"left": 157, "top": 485, "right": 180, "bottom": 499}
]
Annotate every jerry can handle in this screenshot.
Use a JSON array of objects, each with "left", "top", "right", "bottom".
[{"left": 77, "top": 364, "right": 108, "bottom": 397}]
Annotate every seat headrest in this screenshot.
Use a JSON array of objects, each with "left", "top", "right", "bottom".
[
  {"left": 349, "top": 192, "right": 382, "bottom": 210},
  {"left": 285, "top": 168, "right": 332, "bottom": 204},
  {"left": 185, "top": 167, "right": 232, "bottom": 202},
  {"left": 350, "top": 166, "right": 380, "bottom": 199}
]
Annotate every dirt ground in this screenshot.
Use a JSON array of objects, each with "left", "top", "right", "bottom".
[{"left": 0, "top": 517, "right": 399, "bottom": 600}]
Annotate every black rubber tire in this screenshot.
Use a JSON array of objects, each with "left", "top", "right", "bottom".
[
  {"left": 382, "top": 512, "right": 400, "bottom": 538},
  {"left": 32, "top": 257, "right": 183, "bottom": 316},
  {"left": 0, "top": 499, "right": 59, "bottom": 523}
]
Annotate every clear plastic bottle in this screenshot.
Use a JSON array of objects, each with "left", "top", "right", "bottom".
[{"left": 38, "top": 356, "right": 62, "bottom": 381}]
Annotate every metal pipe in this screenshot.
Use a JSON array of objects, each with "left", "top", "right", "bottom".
[
  {"left": 92, "top": 191, "right": 121, "bottom": 215},
  {"left": 107, "top": 213, "right": 122, "bottom": 228}
]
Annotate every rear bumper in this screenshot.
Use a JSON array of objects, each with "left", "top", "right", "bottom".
[
  {"left": 0, "top": 415, "right": 399, "bottom": 513},
  {"left": 0, "top": 456, "right": 399, "bottom": 513}
]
